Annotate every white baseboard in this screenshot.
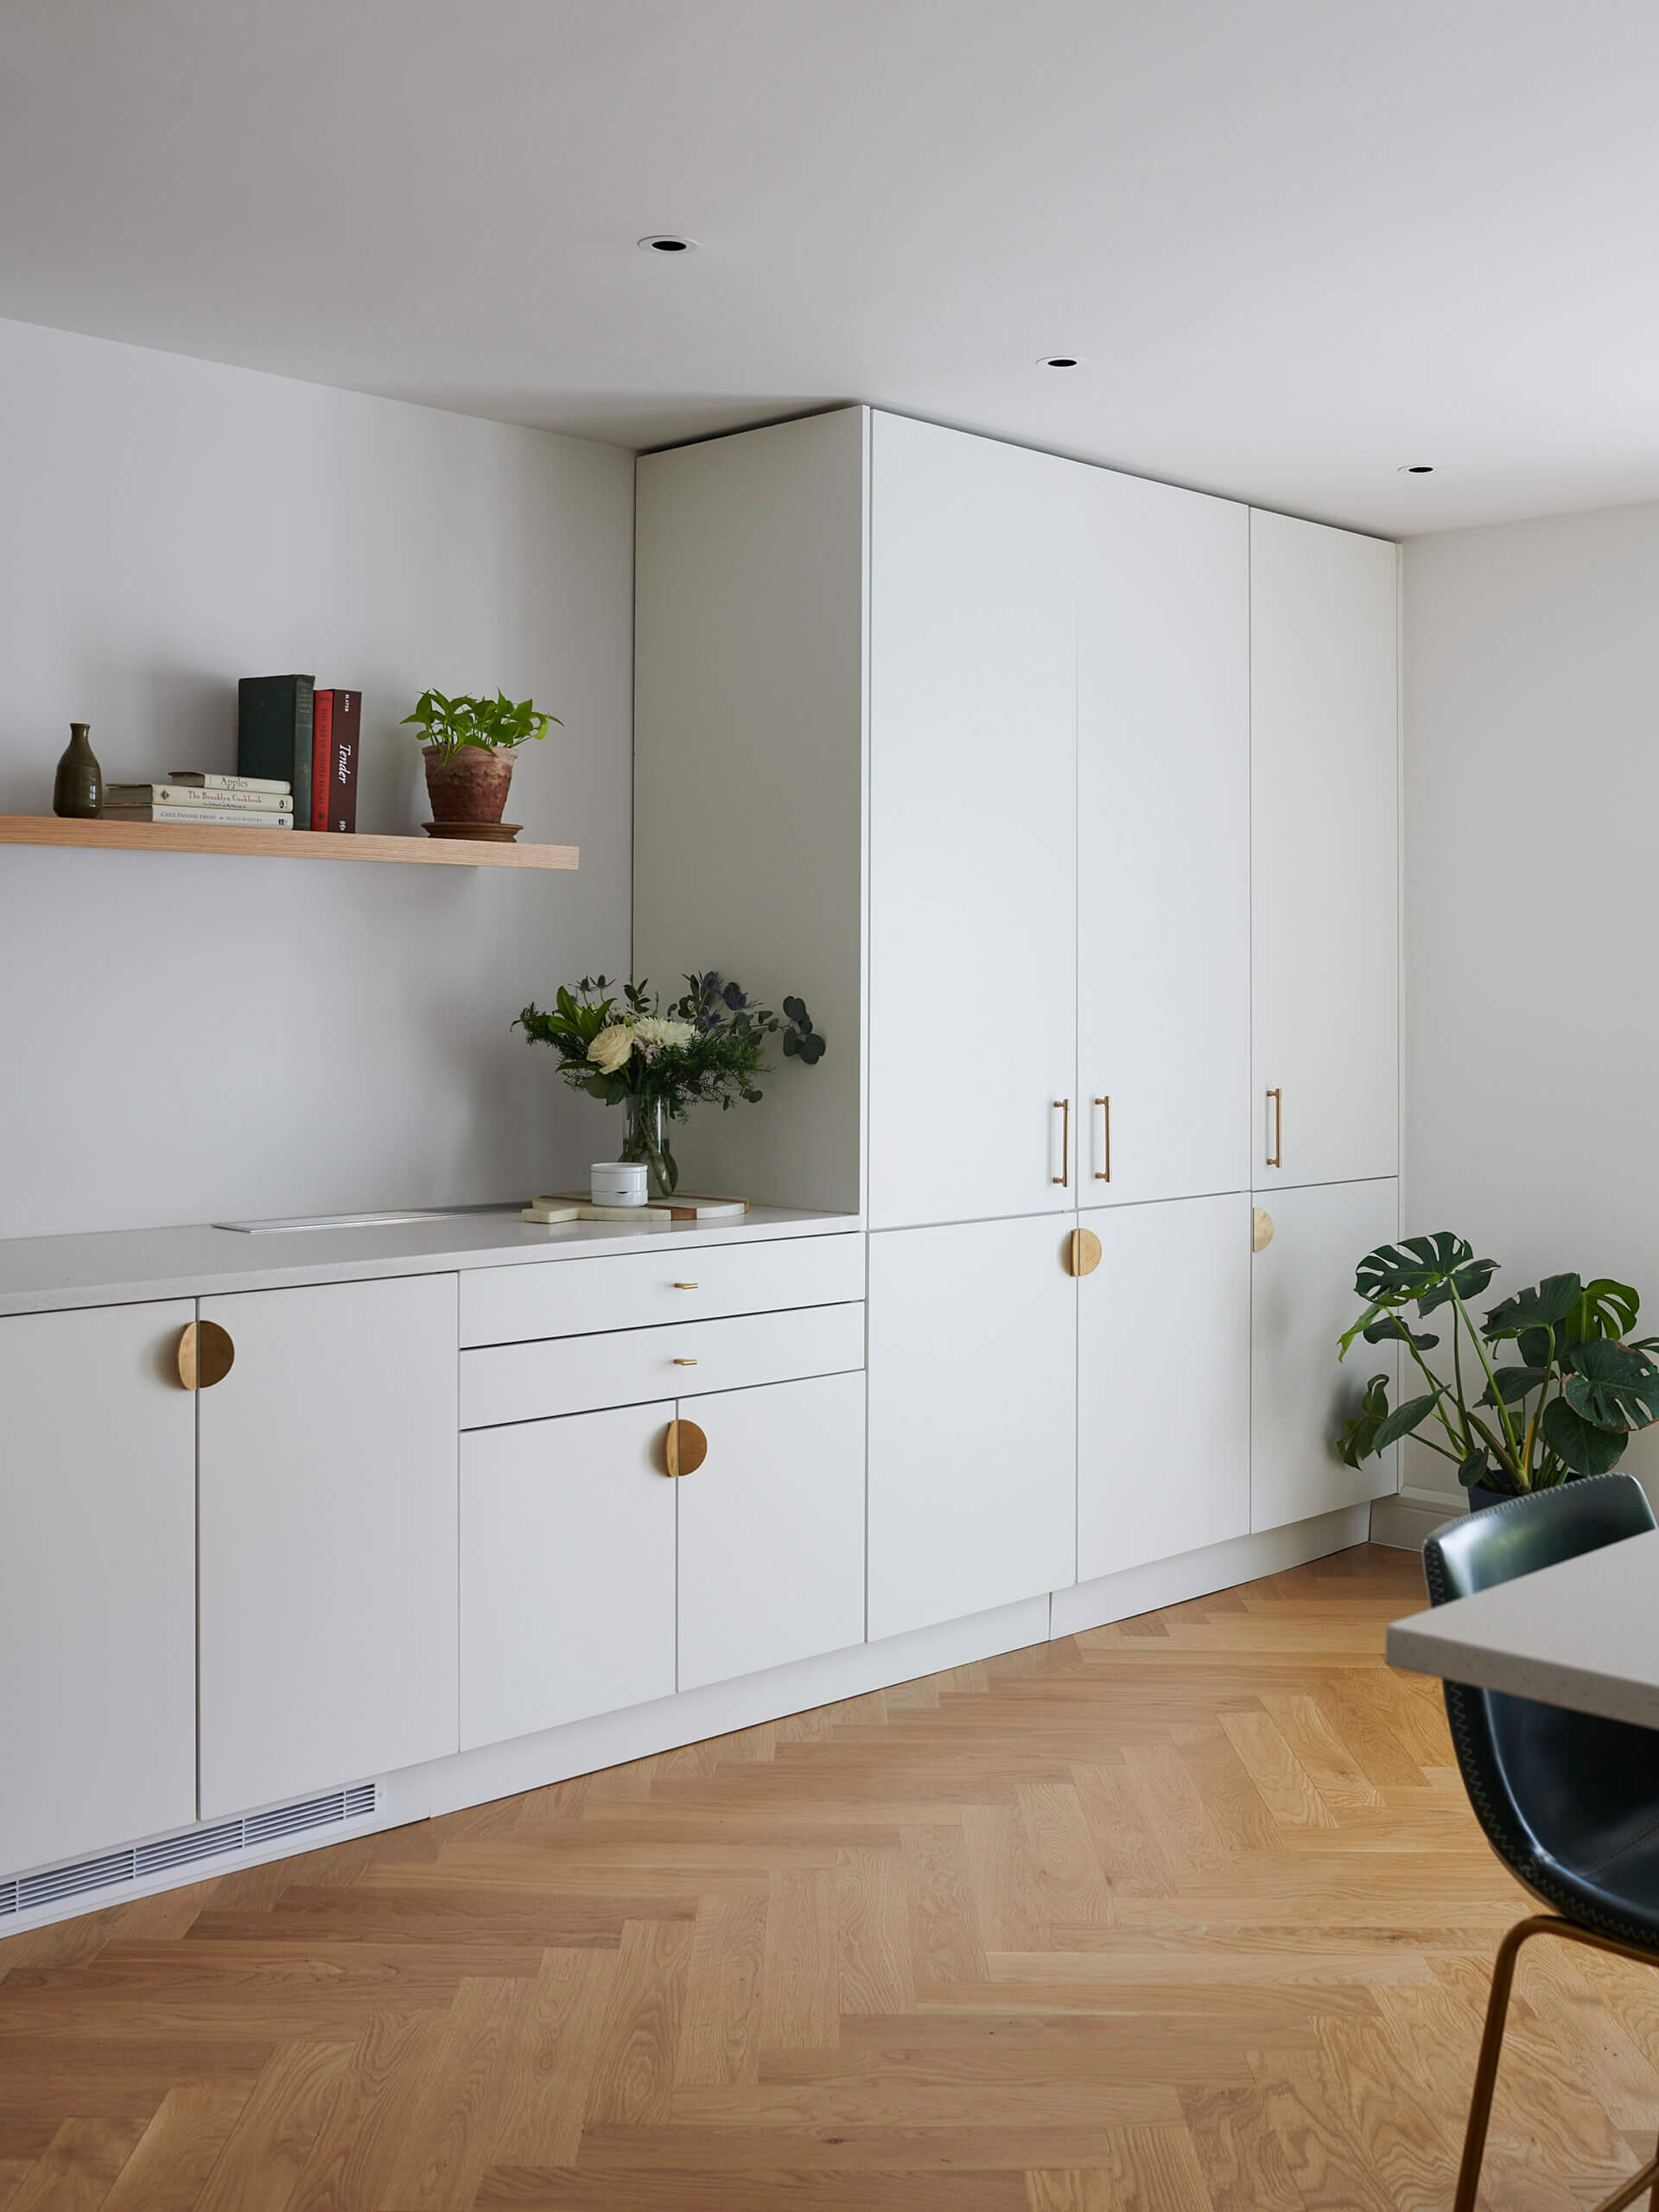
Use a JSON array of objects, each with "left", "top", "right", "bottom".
[
  {"left": 7, "top": 1510, "right": 1383, "bottom": 1935},
  {"left": 1370, "top": 1484, "right": 1465, "bottom": 1550},
  {"left": 1050, "top": 1505, "right": 1370, "bottom": 1637},
  {"left": 403, "top": 1593, "right": 1053, "bottom": 1821}
]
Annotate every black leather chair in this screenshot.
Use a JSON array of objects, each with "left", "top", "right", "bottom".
[{"left": 1425, "top": 1472, "right": 1659, "bottom": 2212}]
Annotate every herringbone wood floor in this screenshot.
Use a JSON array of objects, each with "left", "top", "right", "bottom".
[{"left": 3, "top": 1542, "right": 1656, "bottom": 2210}]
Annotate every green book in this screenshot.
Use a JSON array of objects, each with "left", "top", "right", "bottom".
[{"left": 237, "top": 675, "right": 314, "bottom": 829}]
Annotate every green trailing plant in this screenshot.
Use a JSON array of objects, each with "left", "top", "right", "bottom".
[
  {"left": 1336, "top": 1231, "right": 1659, "bottom": 1494},
  {"left": 402, "top": 689, "right": 560, "bottom": 758},
  {"left": 517, "top": 971, "right": 825, "bottom": 1195}
]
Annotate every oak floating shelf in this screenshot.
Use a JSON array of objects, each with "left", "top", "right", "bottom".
[{"left": 0, "top": 817, "right": 578, "bottom": 870}]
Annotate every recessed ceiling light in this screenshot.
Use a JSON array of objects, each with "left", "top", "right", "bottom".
[
  {"left": 1039, "top": 354, "right": 1081, "bottom": 369},
  {"left": 639, "top": 234, "right": 697, "bottom": 254},
  {"left": 1399, "top": 463, "right": 1434, "bottom": 474}
]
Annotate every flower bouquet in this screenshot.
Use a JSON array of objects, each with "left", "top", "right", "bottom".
[{"left": 518, "top": 972, "right": 825, "bottom": 1198}]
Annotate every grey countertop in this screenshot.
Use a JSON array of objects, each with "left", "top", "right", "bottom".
[
  {"left": 1387, "top": 1527, "right": 1659, "bottom": 1728},
  {"left": 0, "top": 1205, "right": 861, "bottom": 1316}
]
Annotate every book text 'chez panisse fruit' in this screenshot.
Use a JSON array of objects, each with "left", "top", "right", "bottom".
[{"left": 235, "top": 676, "right": 359, "bottom": 832}]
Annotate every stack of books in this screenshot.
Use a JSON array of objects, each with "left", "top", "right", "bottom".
[
  {"left": 102, "top": 773, "right": 296, "bottom": 828},
  {"left": 238, "top": 675, "right": 360, "bottom": 832}
]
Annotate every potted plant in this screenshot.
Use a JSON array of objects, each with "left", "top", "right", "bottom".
[
  {"left": 402, "top": 689, "right": 560, "bottom": 828},
  {"left": 1336, "top": 1232, "right": 1659, "bottom": 1504},
  {"left": 518, "top": 970, "right": 825, "bottom": 1198}
]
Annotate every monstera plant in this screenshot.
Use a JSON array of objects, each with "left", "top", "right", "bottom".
[{"left": 1336, "top": 1233, "right": 1659, "bottom": 1497}]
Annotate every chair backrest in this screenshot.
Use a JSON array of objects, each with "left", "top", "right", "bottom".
[{"left": 1423, "top": 1473, "right": 1658, "bottom": 1885}]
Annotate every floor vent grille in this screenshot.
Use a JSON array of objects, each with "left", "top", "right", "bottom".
[{"left": 0, "top": 1782, "right": 379, "bottom": 1921}]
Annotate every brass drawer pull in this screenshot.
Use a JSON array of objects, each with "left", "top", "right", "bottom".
[
  {"left": 1266, "top": 1087, "right": 1283, "bottom": 1169},
  {"left": 1094, "top": 1096, "right": 1110, "bottom": 1182},
  {"left": 673, "top": 1357, "right": 698, "bottom": 1367},
  {"left": 673, "top": 1281, "right": 699, "bottom": 1290},
  {"left": 1066, "top": 1227, "right": 1102, "bottom": 1278},
  {"left": 177, "top": 1319, "right": 234, "bottom": 1391},
  {"left": 1052, "top": 1098, "right": 1071, "bottom": 1187}
]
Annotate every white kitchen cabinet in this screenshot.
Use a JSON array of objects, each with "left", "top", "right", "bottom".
[
  {"left": 0, "top": 1300, "right": 196, "bottom": 1874},
  {"left": 677, "top": 1370, "right": 867, "bottom": 1690},
  {"left": 1250, "top": 1177, "right": 1400, "bottom": 1532},
  {"left": 868, "top": 1214, "right": 1076, "bottom": 1639},
  {"left": 1251, "top": 511, "right": 1399, "bottom": 1190},
  {"left": 197, "top": 1273, "right": 460, "bottom": 1815},
  {"left": 868, "top": 412, "right": 1080, "bottom": 1229},
  {"left": 1077, "top": 1194, "right": 1251, "bottom": 1581},
  {"left": 1077, "top": 473, "right": 1252, "bottom": 1206},
  {"left": 461, "top": 1402, "right": 677, "bottom": 1749}
]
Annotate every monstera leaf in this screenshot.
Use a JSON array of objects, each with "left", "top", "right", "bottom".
[
  {"left": 1480, "top": 1365, "right": 1548, "bottom": 1408},
  {"left": 1565, "top": 1279, "right": 1641, "bottom": 1343},
  {"left": 1483, "top": 1274, "right": 1582, "bottom": 1343},
  {"left": 1362, "top": 1315, "right": 1440, "bottom": 1351},
  {"left": 1337, "top": 1374, "right": 1393, "bottom": 1467},
  {"left": 1559, "top": 1340, "right": 1659, "bottom": 1432},
  {"left": 1541, "top": 1395, "right": 1630, "bottom": 1475}
]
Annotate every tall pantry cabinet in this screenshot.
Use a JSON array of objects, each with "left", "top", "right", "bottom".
[{"left": 634, "top": 407, "right": 1400, "bottom": 1643}]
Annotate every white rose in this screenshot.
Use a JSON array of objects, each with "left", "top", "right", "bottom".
[{"left": 587, "top": 1023, "right": 636, "bottom": 1075}]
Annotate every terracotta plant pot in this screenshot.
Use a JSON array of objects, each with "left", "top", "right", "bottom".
[{"left": 423, "top": 745, "right": 514, "bottom": 823}]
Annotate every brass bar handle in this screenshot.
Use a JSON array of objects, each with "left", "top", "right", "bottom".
[
  {"left": 1052, "top": 1098, "right": 1071, "bottom": 1187},
  {"left": 672, "top": 1281, "right": 698, "bottom": 1291},
  {"left": 1266, "top": 1087, "right": 1283, "bottom": 1169},
  {"left": 177, "top": 1319, "right": 234, "bottom": 1391},
  {"left": 1094, "top": 1096, "right": 1110, "bottom": 1183},
  {"left": 672, "top": 1357, "right": 698, "bottom": 1367}
]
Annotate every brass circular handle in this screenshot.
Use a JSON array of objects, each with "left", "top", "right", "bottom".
[
  {"left": 1065, "top": 1227, "right": 1102, "bottom": 1278},
  {"left": 178, "top": 1319, "right": 235, "bottom": 1390},
  {"left": 663, "top": 1418, "right": 708, "bottom": 1478},
  {"left": 1252, "top": 1206, "right": 1275, "bottom": 1253}
]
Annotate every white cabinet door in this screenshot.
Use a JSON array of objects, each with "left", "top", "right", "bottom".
[
  {"left": 868, "top": 1215, "right": 1076, "bottom": 1639},
  {"left": 198, "top": 1274, "right": 460, "bottom": 1815},
  {"left": 869, "top": 412, "right": 1079, "bottom": 1228},
  {"left": 678, "top": 1371, "right": 867, "bottom": 1691},
  {"left": 1251, "top": 511, "right": 1399, "bottom": 1190},
  {"left": 1251, "top": 1178, "right": 1400, "bottom": 1532},
  {"left": 461, "top": 1402, "right": 676, "bottom": 1748},
  {"left": 0, "top": 1301, "right": 195, "bottom": 1874},
  {"left": 1077, "top": 1195, "right": 1251, "bottom": 1582},
  {"left": 1077, "top": 473, "right": 1251, "bottom": 1206}
]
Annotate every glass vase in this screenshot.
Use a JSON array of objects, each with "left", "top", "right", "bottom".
[{"left": 619, "top": 1093, "right": 678, "bottom": 1199}]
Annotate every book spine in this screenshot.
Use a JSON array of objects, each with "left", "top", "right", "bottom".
[
  {"left": 310, "top": 692, "right": 334, "bottom": 832},
  {"left": 329, "top": 690, "right": 360, "bottom": 833},
  {"left": 103, "top": 804, "right": 295, "bottom": 826},
  {"left": 238, "top": 675, "right": 315, "bottom": 821},
  {"left": 292, "top": 676, "right": 314, "bottom": 829},
  {"left": 168, "top": 773, "right": 293, "bottom": 794},
  {"left": 150, "top": 785, "right": 293, "bottom": 811}
]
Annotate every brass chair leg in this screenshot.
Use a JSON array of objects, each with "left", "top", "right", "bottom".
[{"left": 1456, "top": 1914, "right": 1659, "bottom": 2212}]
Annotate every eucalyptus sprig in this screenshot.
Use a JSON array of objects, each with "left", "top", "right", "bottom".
[
  {"left": 403, "top": 689, "right": 560, "bottom": 760},
  {"left": 1337, "top": 1232, "right": 1659, "bottom": 1494}
]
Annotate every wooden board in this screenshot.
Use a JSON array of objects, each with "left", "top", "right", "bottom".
[{"left": 0, "top": 816, "right": 578, "bottom": 868}]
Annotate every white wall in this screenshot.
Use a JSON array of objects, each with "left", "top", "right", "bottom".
[
  {"left": 0, "top": 318, "right": 633, "bottom": 1238},
  {"left": 1404, "top": 499, "right": 1659, "bottom": 1500}
]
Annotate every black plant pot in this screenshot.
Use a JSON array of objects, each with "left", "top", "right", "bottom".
[{"left": 1466, "top": 1480, "right": 1516, "bottom": 1512}]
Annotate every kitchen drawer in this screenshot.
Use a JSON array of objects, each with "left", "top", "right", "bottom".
[
  {"left": 461, "top": 1300, "right": 865, "bottom": 1428},
  {"left": 461, "top": 1232, "right": 864, "bottom": 1347}
]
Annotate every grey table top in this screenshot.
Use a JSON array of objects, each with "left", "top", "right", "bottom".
[
  {"left": 0, "top": 1204, "right": 860, "bottom": 1316},
  {"left": 1386, "top": 1527, "right": 1659, "bottom": 1729}
]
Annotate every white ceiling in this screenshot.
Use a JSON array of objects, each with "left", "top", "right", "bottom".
[{"left": 4, "top": 0, "right": 1657, "bottom": 537}]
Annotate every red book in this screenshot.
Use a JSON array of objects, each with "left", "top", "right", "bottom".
[
  {"left": 311, "top": 690, "right": 361, "bottom": 832},
  {"left": 308, "top": 690, "right": 334, "bottom": 830}
]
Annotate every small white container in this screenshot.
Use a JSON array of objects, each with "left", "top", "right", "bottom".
[{"left": 591, "top": 1160, "right": 649, "bottom": 1207}]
